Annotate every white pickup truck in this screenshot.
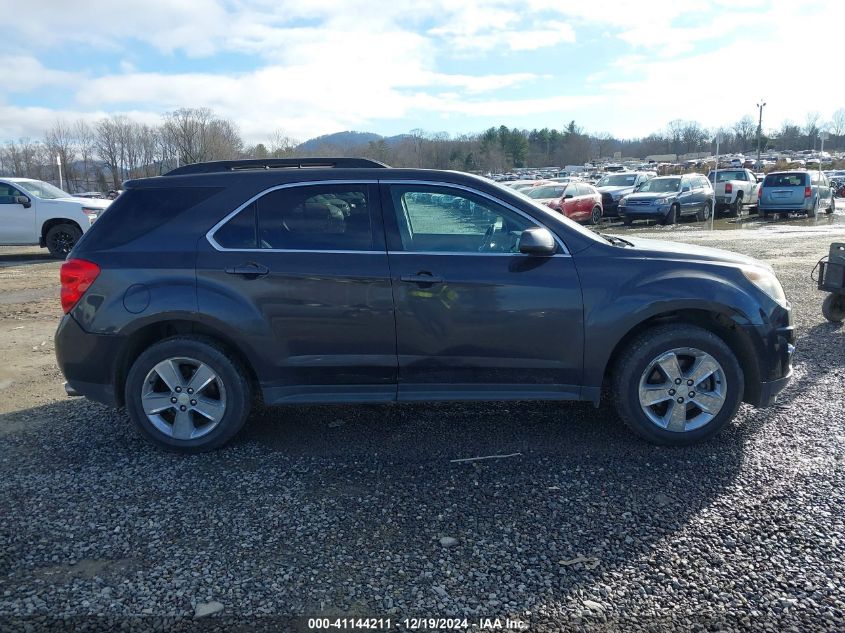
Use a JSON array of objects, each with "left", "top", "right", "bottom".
[
  {"left": 707, "top": 169, "right": 760, "bottom": 217},
  {"left": 0, "top": 177, "right": 111, "bottom": 257}
]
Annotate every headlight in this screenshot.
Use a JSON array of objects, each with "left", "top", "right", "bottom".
[
  {"left": 655, "top": 197, "right": 670, "bottom": 204},
  {"left": 742, "top": 267, "right": 787, "bottom": 307},
  {"left": 83, "top": 207, "right": 99, "bottom": 224},
  {"left": 618, "top": 197, "right": 627, "bottom": 206}
]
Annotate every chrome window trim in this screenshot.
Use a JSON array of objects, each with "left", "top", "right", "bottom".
[
  {"left": 206, "top": 179, "right": 380, "bottom": 252},
  {"left": 384, "top": 179, "right": 570, "bottom": 255},
  {"left": 206, "top": 178, "right": 571, "bottom": 256},
  {"left": 385, "top": 250, "right": 570, "bottom": 259}
]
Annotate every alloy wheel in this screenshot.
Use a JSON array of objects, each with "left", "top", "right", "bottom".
[
  {"left": 637, "top": 347, "right": 727, "bottom": 433},
  {"left": 141, "top": 357, "right": 227, "bottom": 440}
]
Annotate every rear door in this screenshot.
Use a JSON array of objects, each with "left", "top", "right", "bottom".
[
  {"left": 197, "top": 181, "right": 397, "bottom": 403},
  {"left": 381, "top": 181, "right": 584, "bottom": 398}
]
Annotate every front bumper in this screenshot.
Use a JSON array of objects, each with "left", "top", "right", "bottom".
[
  {"left": 757, "top": 365, "right": 793, "bottom": 407},
  {"left": 618, "top": 204, "right": 670, "bottom": 220},
  {"left": 55, "top": 313, "right": 122, "bottom": 407}
]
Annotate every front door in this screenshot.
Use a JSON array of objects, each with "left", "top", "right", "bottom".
[
  {"left": 197, "top": 181, "right": 397, "bottom": 402},
  {"left": 381, "top": 182, "right": 584, "bottom": 400},
  {"left": 0, "top": 182, "right": 35, "bottom": 243}
]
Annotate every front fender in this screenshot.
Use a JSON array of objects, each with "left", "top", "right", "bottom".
[{"left": 579, "top": 256, "right": 767, "bottom": 389}]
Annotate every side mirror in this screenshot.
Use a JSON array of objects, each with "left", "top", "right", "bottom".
[
  {"left": 15, "top": 195, "right": 31, "bottom": 208},
  {"left": 681, "top": 186, "right": 691, "bottom": 193},
  {"left": 564, "top": 193, "right": 574, "bottom": 199},
  {"left": 518, "top": 227, "right": 556, "bottom": 256}
]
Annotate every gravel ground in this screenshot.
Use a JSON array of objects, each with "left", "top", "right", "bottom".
[{"left": 0, "top": 217, "right": 844, "bottom": 632}]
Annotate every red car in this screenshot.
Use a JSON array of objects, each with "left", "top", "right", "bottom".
[{"left": 525, "top": 182, "right": 603, "bottom": 224}]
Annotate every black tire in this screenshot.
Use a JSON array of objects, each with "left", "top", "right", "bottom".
[
  {"left": 822, "top": 294, "right": 845, "bottom": 323},
  {"left": 662, "top": 204, "right": 679, "bottom": 225},
  {"left": 760, "top": 210, "right": 769, "bottom": 219},
  {"left": 45, "top": 223, "right": 82, "bottom": 258},
  {"left": 731, "top": 193, "right": 743, "bottom": 217},
  {"left": 696, "top": 199, "right": 712, "bottom": 222},
  {"left": 612, "top": 324, "right": 744, "bottom": 446},
  {"left": 826, "top": 195, "right": 835, "bottom": 214},
  {"left": 623, "top": 216, "right": 632, "bottom": 226},
  {"left": 808, "top": 199, "right": 818, "bottom": 218},
  {"left": 124, "top": 336, "right": 252, "bottom": 453},
  {"left": 589, "top": 206, "right": 602, "bottom": 225}
]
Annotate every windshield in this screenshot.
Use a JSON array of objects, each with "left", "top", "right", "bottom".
[
  {"left": 596, "top": 174, "right": 637, "bottom": 187},
  {"left": 14, "top": 179, "right": 72, "bottom": 200},
  {"left": 708, "top": 170, "right": 745, "bottom": 182},
  {"left": 636, "top": 178, "right": 680, "bottom": 193},
  {"left": 526, "top": 185, "right": 566, "bottom": 199}
]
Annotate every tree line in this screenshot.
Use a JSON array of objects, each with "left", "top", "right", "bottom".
[{"left": 1, "top": 107, "right": 843, "bottom": 191}]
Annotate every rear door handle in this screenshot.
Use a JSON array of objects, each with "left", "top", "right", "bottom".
[
  {"left": 400, "top": 273, "right": 444, "bottom": 285},
  {"left": 225, "top": 262, "right": 269, "bottom": 277}
]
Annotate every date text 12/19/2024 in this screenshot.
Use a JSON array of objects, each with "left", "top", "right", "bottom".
[{"left": 307, "top": 617, "right": 530, "bottom": 630}]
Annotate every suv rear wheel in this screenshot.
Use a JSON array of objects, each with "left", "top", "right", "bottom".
[
  {"left": 612, "top": 325, "right": 744, "bottom": 445},
  {"left": 125, "top": 336, "right": 251, "bottom": 452}
]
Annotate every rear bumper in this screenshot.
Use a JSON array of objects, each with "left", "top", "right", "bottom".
[
  {"left": 55, "top": 314, "right": 122, "bottom": 407},
  {"left": 759, "top": 200, "right": 813, "bottom": 212}
]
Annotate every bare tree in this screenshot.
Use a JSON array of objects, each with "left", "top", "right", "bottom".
[
  {"left": 45, "top": 120, "right": 78, "bottom": 190},
  {"left": 804, "top": 111, "right": 821, "bottom": 149},
  {"left": 94, "top": 116, "right": 126, "bottom": 188},
  {"left": 732, "top": 115, "right": 755, "bottom": 152},
  {"left": 161, "top": 107, "right": 243, "bottom": 165},
  {"left": 268, "top": 130, "right": 299, "bottom": 157}
]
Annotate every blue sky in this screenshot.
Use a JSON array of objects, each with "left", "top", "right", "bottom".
[{"left": 1, "top": 0, "right": 841, "bottom": 144}]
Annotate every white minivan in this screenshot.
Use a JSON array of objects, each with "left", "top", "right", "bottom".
[{"left": 0, "top": 178, "right": 111, "bottom": 257}]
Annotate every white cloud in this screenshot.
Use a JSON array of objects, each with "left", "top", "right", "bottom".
[{"left": 0, "top": 0, "right": 842, "bottom": 143}]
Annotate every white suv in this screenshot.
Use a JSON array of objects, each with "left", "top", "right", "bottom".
[{"left": 0, "top": 178, "right": 111, "bottom": 257}]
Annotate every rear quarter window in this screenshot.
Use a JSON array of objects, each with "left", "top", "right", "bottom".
[{"left": 80, "top": 187, "right": 222, "bottom": 250}]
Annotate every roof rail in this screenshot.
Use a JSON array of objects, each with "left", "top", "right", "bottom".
[{"left": 165, "top": 157, "right": 389, "bottom": 176}]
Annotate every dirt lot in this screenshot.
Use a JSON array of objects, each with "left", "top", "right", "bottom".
[{"left": 1, "top": 213, "right": 844, "bottom": 631}]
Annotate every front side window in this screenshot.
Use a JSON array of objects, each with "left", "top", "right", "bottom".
[
  {"left": 0, "top": 183, "right": 23, "bottom": 204},
  {"left": 215, "top": 184, "right": 375, "bottom": 251},
  {"left": 389, "top": 185, "right": 536, "bottom": 254}
]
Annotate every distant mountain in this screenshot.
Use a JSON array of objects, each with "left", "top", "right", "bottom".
[
  {"left": 295, "top": 131, "right": 415, "bottom": 153},
  {"left": 295, "top": 131, "right": 384, "bottom": 152}
]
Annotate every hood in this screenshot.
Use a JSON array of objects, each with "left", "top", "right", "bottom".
[
  {"left": 625, "top": 190, "right": 678, "bottom": 201},
  {"left": 596, "top": 185, "right": 632, "bottom": 196},
  {"left": 63, "top": 196, "right": 111, "bottom": 210},
  {"left": 618, "top": 236, "right": 768, "bottom": 269}
]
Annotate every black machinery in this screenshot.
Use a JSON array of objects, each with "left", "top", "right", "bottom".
[{"left": 815, "top": 242, "right": 845, "bottom": 322}]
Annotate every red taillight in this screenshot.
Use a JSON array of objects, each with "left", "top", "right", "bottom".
[
  {"left": 758, "top": 186, "right": 763, "bottom": 199},
  {"left": 725, "top": 183, "right": 733, "bottom": 194},
  {"left": 804, "top": 186, "right": 812, "bottom": 198},
  {"left": 60, "top": 259, "right": 100, "bottom": 313}
]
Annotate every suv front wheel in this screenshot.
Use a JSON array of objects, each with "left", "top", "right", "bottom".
[
  {"left": 125, "top": 336, "right": 251, "bottom": 453},
  {"left": 612, "top": 325, "right": 744, "bottom": 445}
]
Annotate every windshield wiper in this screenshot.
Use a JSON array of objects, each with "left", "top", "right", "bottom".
[{"left": 603, "top": 234, "right": 634, "bottom": 247}]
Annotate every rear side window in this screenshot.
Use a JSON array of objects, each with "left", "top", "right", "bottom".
[
  {"left": 214, "top": 184, "right": 375, "bottom": 251},
  {"left": 83, "top": 187, "right": 222, "bottom": 250},
  {"left": 764, "top": 173, "right": 807, "bottom": 187}
]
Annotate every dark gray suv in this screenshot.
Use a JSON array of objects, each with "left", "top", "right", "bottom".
[{"left": 55, "top": 158, "right": 794, "bottom": 452}]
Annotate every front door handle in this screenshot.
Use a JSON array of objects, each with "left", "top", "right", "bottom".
[
  {"left": 225, "top": 262, "right": 269, "bottom": 277},
  {"left": 400, "top": 273, "right": 444, "bottom": 285}
]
